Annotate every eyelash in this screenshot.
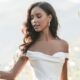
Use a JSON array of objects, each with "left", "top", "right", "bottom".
[
  {"left": 37, "top": 15, "right": 41, "bottom": 18},
  {"left": 31, "top": 15, "right": 41, "bottom": 20}
]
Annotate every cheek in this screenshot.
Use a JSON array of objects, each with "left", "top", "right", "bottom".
[{"left": 40, "top": 17, "right": 48, "bottom": 27}]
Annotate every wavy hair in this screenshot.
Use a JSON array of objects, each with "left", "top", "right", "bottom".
[{"left": 19, "top": 2, "right": 59, "bottom": 53}]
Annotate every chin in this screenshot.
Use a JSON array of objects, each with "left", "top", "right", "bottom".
[
  {"left": 35, "top": 30, "right": 40, "bottom": 32},
  {"left": 34, "top": 29, "right": 41, "bottom": 32}
]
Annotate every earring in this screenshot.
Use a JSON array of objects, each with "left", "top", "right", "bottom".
[{"left": 48, "top": 21, "right": 50, "bottom": 27}]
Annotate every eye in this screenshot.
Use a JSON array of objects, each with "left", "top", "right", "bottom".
[{"left": 37, "top": 14, "right": 41, "bottom": 18}]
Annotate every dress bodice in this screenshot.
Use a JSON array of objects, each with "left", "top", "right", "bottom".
[{"left": 26, "top": 50, "right": 68, "bottom": 80}]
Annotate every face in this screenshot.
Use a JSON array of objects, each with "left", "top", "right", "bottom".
[{"left": 30, "top": 7, "right": 52, "bottom": 32}]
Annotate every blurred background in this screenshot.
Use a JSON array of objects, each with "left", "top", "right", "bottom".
[{"left": 0, "top": 0, "right": 80, "bottom": 80}]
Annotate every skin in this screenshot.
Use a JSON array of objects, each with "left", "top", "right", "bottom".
[{"left": 0, "top": 6, "right": 69, "bottom": 80}]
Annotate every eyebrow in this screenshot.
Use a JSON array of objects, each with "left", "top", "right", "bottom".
[{"left": 31, "top": 12, "right": 41, "bottom": 16}]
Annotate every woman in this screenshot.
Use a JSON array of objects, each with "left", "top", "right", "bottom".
[{"left": 0, "top": 1, "right": 69, "bottom": 80}]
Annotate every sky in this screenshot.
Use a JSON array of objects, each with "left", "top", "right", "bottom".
[{"left": 0, "top": 0, "right": 80, "bottom": 74}]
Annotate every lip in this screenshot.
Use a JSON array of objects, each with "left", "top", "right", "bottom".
[
  {"left": 34, "top": 26, "right": 38, "bottom": 29},
  {"left": 33, "top": 25, "right": 40, "bottom": 28}
]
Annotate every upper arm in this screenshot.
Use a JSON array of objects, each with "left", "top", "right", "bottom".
[
  {"left": 61, "top": 59, "right": 68, "bottom": 80},
  {"left": 9, "top": 55, "right": 28, "bottom": 79},
  {"left": 59, "top": 40, "right": 69, "bottom": 80},
  {"left": 0, "top": 55, "right": 28, "bottom": 80}
]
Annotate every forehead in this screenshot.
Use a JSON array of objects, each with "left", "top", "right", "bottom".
[{"left": 31, "top": 7, "right": 47, "bottom": 15}]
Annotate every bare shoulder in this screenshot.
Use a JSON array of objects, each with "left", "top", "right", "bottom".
[{"left": 55, "top": 39, "right": 69, "bottom": 53}]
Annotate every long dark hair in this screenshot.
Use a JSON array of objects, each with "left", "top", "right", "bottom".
[{"left": 19, "top": 1, "right": 59, "bottom": 54}]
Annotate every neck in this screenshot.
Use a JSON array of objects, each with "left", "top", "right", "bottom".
[{"left": 38, "top": 28, "right": 55, "bottom": 42}]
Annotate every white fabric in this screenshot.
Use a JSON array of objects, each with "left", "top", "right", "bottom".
[{"left": 26, "top": 50, "right": 68, "bottom": 80}]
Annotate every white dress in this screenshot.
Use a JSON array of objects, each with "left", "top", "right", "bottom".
[{"left": 26, "top": 50, "right": 68, "bottom": 80}]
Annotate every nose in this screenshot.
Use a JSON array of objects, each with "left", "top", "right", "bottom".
[{"left": 32, "top": 17, "right": 38, "bottom": 24}]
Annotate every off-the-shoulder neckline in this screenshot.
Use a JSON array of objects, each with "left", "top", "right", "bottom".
[{"left": 27, "top": 50, "right": 68, "bottom": 57}]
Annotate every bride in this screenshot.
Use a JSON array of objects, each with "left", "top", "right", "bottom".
[{"left": 0, "top": 1, "right": 69, "bottom": 80}]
